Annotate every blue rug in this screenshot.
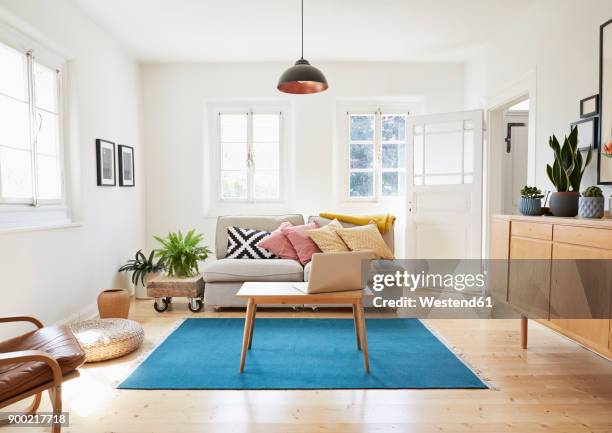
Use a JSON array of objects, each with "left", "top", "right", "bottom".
[{"left": 118, "top": 318, "right": 487, "bottom": 390}]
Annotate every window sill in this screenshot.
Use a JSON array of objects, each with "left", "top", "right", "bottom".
[{"left": 0, "top": 221, "right": 82, "bottom": 235}]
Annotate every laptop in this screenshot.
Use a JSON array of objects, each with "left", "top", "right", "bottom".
[{"left": 293, "top": 251, "right": 374, "bottom": 294}]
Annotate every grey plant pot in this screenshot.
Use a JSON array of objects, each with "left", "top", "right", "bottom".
[
  {"left": 550, "top": 192, "right": 579, "bottom": 217},
  {"left": 578, "top": 196, "right": 605, "bottom": 219},
  {"left": 518, "top": 197, "right": 542, "bottom": 216}
]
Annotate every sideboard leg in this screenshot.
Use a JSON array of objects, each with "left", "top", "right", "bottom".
[{"left": 520, "top": 316, "right": 528, "bottom": 349}]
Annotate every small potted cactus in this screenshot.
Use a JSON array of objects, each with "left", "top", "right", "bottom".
[
  {"left": 579, "top": 186, "right": 605, "bottom": 219},
  {"left": 518, "top": 185, "right": 544, "bottom": 216}
]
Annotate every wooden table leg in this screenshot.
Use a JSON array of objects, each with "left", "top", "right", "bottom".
[
  {"left": 352, "top": 304, "right": 361, "bottom": 350},
  {"left": 520, "top": 315, "right": 528, "bottom": 349},
  {"left": 356, "top": 301, "right": 370, "bottom": 373},
  {"left": 248, "top": 304, "right": 257, "bottom": 350},
  {"left": 240, "top": 298, "right": 255, "bottom": 373}
]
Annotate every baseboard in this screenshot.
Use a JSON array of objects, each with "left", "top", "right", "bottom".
[{"left": 54, "top": 301, "right": 99, "bottom": 326}]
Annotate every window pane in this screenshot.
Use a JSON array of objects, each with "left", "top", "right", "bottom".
[
  {"left": 222, "top": 142, "right": 247, "bottom": 169},
  {"left": 33, "top": 62, "right": 58, "bottom": 113},
  {"left": 221, "top": 170, "right": 247, "bottom": 199},
  {"left": 254, "top": 170, "right": 279, "bottom": 199},
  {"left": 382, "top": 142, "right": 405, "bottom": 169},
  {"left": 253, "top": 114, "right": 279, "bottom": 142},
  {"left": 350, "top": 143, "right": 373, "bottom": 169},
  {"left": 37, "top": 154, "right": 62, "bottom": 200},
  {"left": 253, "top": 142, "right": 279, "bottom": 170},
  {"left": 382, "top": 171, "right": 399, "bottom": 196},
  {"left": 36, "top": 110, "right": 59, "bottom": 156},
  {"left": 220, "top": 114, "right": 247, "bottom": 142},
  {"left": 0, "top": 147, "right": 32, "bottom": 199},
  {"left": 382, "top": 115, "right": 406, "bottom": 141},
  {"left": 350, "top": 115, "right": 374, "bottom": 141},
  {"left": 424, "top": 131, "right": 462, "bottom": 174},
  {"left": 0, "top": 95, "right": 30, "bottom": 150},
  {"left": 349, "top": 171, "right": 373, "bottom": 197},
  {"left": 0, "top": 42, "right": 27, "bottom": 101}
]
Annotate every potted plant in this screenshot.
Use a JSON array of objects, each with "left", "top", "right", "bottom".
[
  {"left": 154, "top": 230, "right": 212, "bottom": 277},
  {"left": 579, "top": 186, "right": 605, "bottom": 219},
  {"left": 518, "top": 186, "right": 544, "bottom": 216},
  {"left": 545, "top": 126, "right": 592, "bottom": 217},
  {"left": 118, "top": 250, "right": 164, "bottom": 299}
]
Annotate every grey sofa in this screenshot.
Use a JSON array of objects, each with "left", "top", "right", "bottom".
[{"left": 201, "top": 214, "right": 395, "bottom": 308}]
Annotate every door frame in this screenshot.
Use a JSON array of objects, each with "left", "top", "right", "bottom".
[{"left": 484, "top": 70, "right": 538, "bottom": 258}]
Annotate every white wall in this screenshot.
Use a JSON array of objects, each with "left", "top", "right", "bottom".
[
  {"left": 474, "top": 0, "right": 612, "bottom": 200},
  {"left": 0, "top": 0, "right": 144, "bottom": 332},
  {"left": 142, "top": 62, "right": 465, "bottom": 255}
]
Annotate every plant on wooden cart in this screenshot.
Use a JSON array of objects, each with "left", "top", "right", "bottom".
[
  {"left": 154, "top": 230, "right": 212, "bottom": 277},
  {"left": 545, "top": 126, "right": 592, "bottom": 216}
]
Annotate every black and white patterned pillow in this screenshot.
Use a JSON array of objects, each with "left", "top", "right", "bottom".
[{"left": 226, "top": 226, "right": 277, "bottom": 259}]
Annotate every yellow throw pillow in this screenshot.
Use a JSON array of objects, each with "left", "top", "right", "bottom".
[
  {"left": 307, "top": 219, "right": 349, "bottom": 253},
  {"left": 336, "top": 223, "right": 395, "bottom": 259}
]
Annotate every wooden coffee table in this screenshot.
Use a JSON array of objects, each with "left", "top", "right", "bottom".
[{"left": 236, "top": 282, "right": 371, "bottom": 373}]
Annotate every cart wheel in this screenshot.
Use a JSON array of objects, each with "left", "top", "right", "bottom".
[
  {"left": 154, "top": 298, "right": 168, "bottom": 312},
  {"left": 188, "top": 298, "right": 203, "bottom": 313},
  {"left": 165, "top": 297, "right": 172, "bottom": 304}
]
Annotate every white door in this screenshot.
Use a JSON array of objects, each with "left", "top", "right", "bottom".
[
  {"left": 405, "top": 110, "right": 483, "bottom": 259},
  {"left": 502, "top": 114, "right": 528, "bottom": 214}
]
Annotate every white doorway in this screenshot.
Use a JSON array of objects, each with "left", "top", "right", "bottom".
[
  {"left": 502, "top": 99, "right": 530, "bottom": 214},
  {"left": 405, "top": 110, "right": 484, "bottom": 259}
]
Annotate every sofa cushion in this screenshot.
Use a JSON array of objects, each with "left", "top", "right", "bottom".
[
  {"left": 202, "top": 259, "right": 303, "bottom": 283},
  {"left": 304, "top": 261, "right": 312, "bottom": 282},
  {"left": 336, "top": 223, "right": 395, "bottom": 259},
  {"left": 281, "top": 222, "right": 321, "bottom": 264},
  {"left": 257, "top": 221, "right": 299, "bottom": 260},
  {"left": 309, "top": 216, "right": 394, "bottom": 253},
  {"left": 216, "top": 215, "right": 305, "bottom": 259},
  {"left": 307, "top": 219, "right": 349, "bottom": 253},
  {"left": 226, "top": 227, "right": 277, "bottom": 259}
]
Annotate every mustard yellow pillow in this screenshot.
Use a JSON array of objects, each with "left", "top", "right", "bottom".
[
  {"left": 307, "top": 219, "right": 349, "bottom": 253},
  {"left": 336, "top": 223, "right": 395, "bottom": 259}
]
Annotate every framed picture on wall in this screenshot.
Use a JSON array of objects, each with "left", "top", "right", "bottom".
[
  {"left": 118, "top": 145, "right": 135, "bottom": 187},
  {"left": 598, "top": 19, "right": 612, "bottom": 184},
  {"left": 96, "top": 139, "right": 116, "bottom": 186},
  {"left": 580, "top": 94, "right": 599, "bottom": 118},
  {"left": 571, "top": 117, "right": 599, "bottom": 151}
]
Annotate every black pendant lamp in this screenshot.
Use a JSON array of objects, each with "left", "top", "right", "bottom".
[{"left": 277, "top": 0, "right": 328, "bottom": 94}]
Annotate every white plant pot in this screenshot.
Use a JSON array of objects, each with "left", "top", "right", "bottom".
[{"left": 134, "top": 272, "right": 162, "bottom": 300}]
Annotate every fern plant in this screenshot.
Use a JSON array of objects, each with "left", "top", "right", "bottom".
[
  {"left": 154, "top": 230, "right": 212, "bottom": 278},
  {"left": 118, "top": 250, "right": 164, "bottom": 286},
  {"left": 545, "top": 126, "right": 592, "bottom": 192}
]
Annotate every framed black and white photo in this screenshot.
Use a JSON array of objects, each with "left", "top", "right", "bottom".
[
  {"left": 118, "top": 145, "right": 135, "bottom": 187},
  {"left": 580, "top": 94, "right": 599, "bottom": 118},
  {"left": 598, "top": 19, "right": 612, "bottom": 184},
  {"left": 96, "top": 139, "right": 116, "bottom": 186},
  {"left": 571, "top": 117, "right": 599, "bottom": 151}
]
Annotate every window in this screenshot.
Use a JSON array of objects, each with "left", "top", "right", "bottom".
[
  {"left": 218, "top": 112, "right": 282, "bottom": 201},
  {"left": 412, "top": 120, "right": 474, "bottom": 185},
  {"left": 347, "top": 112, "right": 406, "bottom": 200},
  {"left": 0, "top": 40, "right": 63, "bottom": 206}
]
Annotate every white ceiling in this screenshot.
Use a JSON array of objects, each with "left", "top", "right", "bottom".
[{"left": 74, "top": 0, "right": 535, "bottom": 63}]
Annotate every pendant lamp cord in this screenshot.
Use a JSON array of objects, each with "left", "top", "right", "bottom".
[{"left": 301, "top": 0, "right": 304, "bottom": 59}]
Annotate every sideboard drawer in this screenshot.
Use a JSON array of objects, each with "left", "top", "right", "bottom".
[
  {"left": 554, "top": 225, "right": 612, "bottom": 249},
  {"left": 511, "top": 221, "right": 553, "bottom": 241}
]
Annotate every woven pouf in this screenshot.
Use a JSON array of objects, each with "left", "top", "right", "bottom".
[{"left": 70, "top": 318, "right": 144, "bottom": 362}]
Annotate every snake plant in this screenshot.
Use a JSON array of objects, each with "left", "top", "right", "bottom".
[
  {"left": 545, "top": 126, "right": 592, "bottom": 192},
  {"left": 118, "top": 250, "right": 164, "bottom": 286},
  {"left": 154, "top": 230, "right": 212, "bottom": 278}
]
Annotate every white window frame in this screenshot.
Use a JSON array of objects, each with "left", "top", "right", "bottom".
[
  {"left": 215, "top": 108, "right": 285, "bottom": 204},
  {"left": 344, "top": 108, "right": 409, "bottom": 202},
  {"left": 0, "top": 21, "right": 70, "bottom": 230}
]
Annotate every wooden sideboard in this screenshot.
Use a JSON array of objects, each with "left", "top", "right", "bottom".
[{"left": 491, "top": 214, "right": 612, "bottom": 358}]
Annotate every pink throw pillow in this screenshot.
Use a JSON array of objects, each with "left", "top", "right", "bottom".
[
  {"left": 281, "top": 222, "right": 321, "bottom": 264},
  {"left": 257, "top": 221, "right": 298, "bottom": 260}
]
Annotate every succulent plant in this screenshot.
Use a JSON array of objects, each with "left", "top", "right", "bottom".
[
  {"left": 520, "top": 186, "right": 544, "bottom": 199},
  {"left": 582, "top": 186, "right": 603, "bottom": 198},
  {"left": 545, "top": 126, "right": 592, "bottom": 192}
]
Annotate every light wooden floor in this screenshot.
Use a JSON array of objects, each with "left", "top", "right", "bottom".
[{"left": 6, "top": 298, "right": 612, "bottom": 433}]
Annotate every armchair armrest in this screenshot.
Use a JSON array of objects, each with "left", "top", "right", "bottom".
[
  {"left": 0, "top": 350, "right": 63, "bottom": 386},
  {"left": 0, "top": 316, "right": 44, "bottom": 329}
]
